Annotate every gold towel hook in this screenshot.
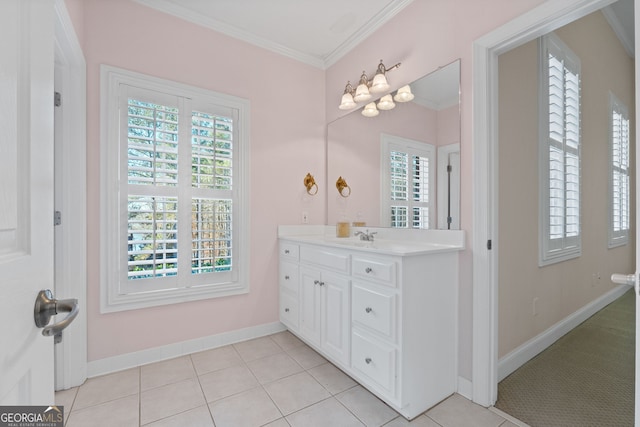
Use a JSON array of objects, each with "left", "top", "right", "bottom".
[
  {"left": 336, "top": 176, "right": 351, "bottom": 197},
  {"left": 304, "top": 173, "right": 318, "bottom": 195}
]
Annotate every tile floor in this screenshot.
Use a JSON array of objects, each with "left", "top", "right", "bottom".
[{"left": 55, "top": 331, "right": 526, "bottom": 427}]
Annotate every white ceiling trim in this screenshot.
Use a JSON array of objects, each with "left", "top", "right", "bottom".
[
  {"left": 133, "top": 0, "right": 324, "bottom": 68},
  {"left": 133, "top": 0, "right": 413, "bottom": 69},
  {"left": 323, "top": 0, "right": 414, "bottom": 68},
  {"left": 601, "top": 5, "right": 634, "bottom": 58}
]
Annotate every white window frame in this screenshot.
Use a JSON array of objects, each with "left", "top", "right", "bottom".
[
  {"left": 100, "top": 65, "right": 251, "bottom": 312},
  {"left": 538, "top": 33, "right": 582, "bottom": 266},
  {"left": 608, "top": 92, "right": 630, "bottom": 248},
  {"left": 380, "top": 133, "right": 435, "bottom": 229}
]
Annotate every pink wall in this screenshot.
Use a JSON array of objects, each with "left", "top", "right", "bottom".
[
  {"left": 325, "top": 0, "right": 547, "bottom": 380},
  {"left": 79, "top": 0, "right": 325, "bottom": 361}
]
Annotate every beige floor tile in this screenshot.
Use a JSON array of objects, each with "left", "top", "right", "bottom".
[
  {"left": 55, "top": 387, "right": 78, "bottom": 413},
  {"left": 308, "top": 362, "right": 357, "bottom": 394},
  {"left": 286, "top": 397, "right": 364, "bottom": 427},
  {"left": 73, "top": 368, "right": 139, "bottom": 410},
  {"left": 233, "top": 336, "right": 283, "bottom": 362},
  {"left": 426, "top": 394, "right": 505, "bottom": 427},
  {"left": 140, "top": 378, "right": 206, "bottom": 425},
  {"left": 209, "top": 387, "right": 282, "bottom": 427},
  {"left": 337, "top": 385, "right": 398, "bottom": 426},
  {"left": 263, "top": 418, "right": 291, "bottom": 427},
  {"left": 66, "top": 394, "right": 138, "bottom": 427},
  {"left": 383, "top": 414, "right": 442, "bottom": 426},
  {"left": 143, "top": 405, "right": 214, "bottom": 427},
  {"left": 264, "top": 371, "right": 331, "bottom": 415},
  {"left": 190, "top": 345, "right": 243, "bottom": 375},
  {"left": 286, "top": 344, "right": 327, "bottom": 369},
  {"left": 270, "top": 330, "right": 305, "bottom": 350},
  {"left": 199, "top": 364, "right": 259, "bottom": 402},
  {"left": 246, "top": 352, "right": 304, "bottom": 384},
  {"left": 141, "top": 355, "right": 196, "bottom": 391}
]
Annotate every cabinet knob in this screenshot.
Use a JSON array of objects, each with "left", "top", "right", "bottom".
[
  {"left": 365, "top": 307, "right": 372, "bottom": 313},
  {"left": 314, "top": 280, "right": 320, "bottom": 285},
  {"left": 285, "top": 275, "right": 290, "bottom": 280},
  {"left": 285, "top": 308, "right": 290, "bottom": 312},
  {"left": 365, "top": 357, "right": 372, "bottom": 364},
  {"left": 284, "top": 249, "right": 290, "bottom": 254},
  {"left": 319, "top": 281, "right": 325, "bottom": 286},
  {"left": 365, "top": 267, "right": 373, "bottom": 273}
]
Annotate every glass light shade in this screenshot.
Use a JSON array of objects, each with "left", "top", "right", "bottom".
[
  {"left": 339, "top": 92, "right": 357, "bottom": 110},
  {"left": 394, "top": 85, "right": 414, "bottom": 102},
  {"left": 377, "top": 94, "right": 395, "bottom": 110},
  {"left": 361, "top": 102, "right": 379, "bottom": 117},
  {"left": 370, "top": 73, "right": 390, "bottom": 93},
  {"left": 354, "top": 83, "right": 372, "bottom": 103}
]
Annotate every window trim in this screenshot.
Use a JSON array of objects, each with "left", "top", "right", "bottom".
[
  {"left": 608, "top": 91, "right": 630, "bottom": 248},
  {"left": 380, "top": 133, "right": 436, "bottom": 229},
  {"left": 538, "top": 33, "right": 582, "bottom": 267},
  {"left": 100, "top": 65, "right": 251, "bottom": 313}
]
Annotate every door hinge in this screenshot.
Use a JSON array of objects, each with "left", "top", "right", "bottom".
[
  {"left": 54, "top": 91, "right": 62, "bottom": 107},
  {"left": 487, "top": 239, "right": 492, "bottom": 250},
  {"left": 54, "top": 210, "right": 62, "bottom": 226}
]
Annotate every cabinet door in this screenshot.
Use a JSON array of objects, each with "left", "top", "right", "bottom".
[
  {"left": 299, "top": 267, "right": 321, "bottom": 345},
  {"left": 321, "top": 272, "right": 350, "bottom": 365}
]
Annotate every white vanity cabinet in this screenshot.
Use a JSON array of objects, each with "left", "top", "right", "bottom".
[{"left": 278, "top": 235, "right": 459, "bottom": 420}]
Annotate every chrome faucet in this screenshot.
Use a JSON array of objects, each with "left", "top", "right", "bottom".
[{"left": 355, "top": 229, "right": 377, "bottom": 242}]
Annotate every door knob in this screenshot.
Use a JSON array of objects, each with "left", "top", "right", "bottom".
[{"left": 34, "top": 289, "right": 79, "bottom": 337}]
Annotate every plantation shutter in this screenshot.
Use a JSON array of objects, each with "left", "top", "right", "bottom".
[
  {"left": 383, "top": 135, "right": 434, "bottom": 229},
  {"left": 119, "top": 85, "right": 238, "bottom": 295},
  {"left": 541, "top": 34, "right": 581, "bottom": 263},
  {"left": 610, "top": 94, "right": 630, "bottom": 246}
]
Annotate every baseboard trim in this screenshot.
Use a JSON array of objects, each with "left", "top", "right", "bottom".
[
  {"left": 498, "top": 285, "right": 629, "bottom": 381},
  {"left": 87, "top": 321, "right": 286, "bottom": 378},
  {"left": 457, "top": 376, "right": 473, "bottom": 400}
]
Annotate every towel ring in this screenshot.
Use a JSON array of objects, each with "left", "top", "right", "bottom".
[
  {"left": 336, "top": 176, "right": 351, "bottom": 198},
  {"left": 304, "top": 173, "right": 318, "bottom": 195}
]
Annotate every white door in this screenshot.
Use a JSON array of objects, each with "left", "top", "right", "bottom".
[
  {"left": 0, "top": 0, "right": 56, "bottom": 405},
  {"left": 321, "top": 272, "right": 350, "bottom": 365}
]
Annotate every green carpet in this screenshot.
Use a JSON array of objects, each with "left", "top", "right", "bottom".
[{"left": 495, "top": 289, "right": 635, "bottom": 426}]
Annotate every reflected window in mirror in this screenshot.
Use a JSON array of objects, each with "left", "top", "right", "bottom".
[{"left": 381, "top": 134, "right": 435, "bottom": 229}]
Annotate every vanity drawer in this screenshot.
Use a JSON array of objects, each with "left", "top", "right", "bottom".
[
  {"left": 300, "top": 245, "right": 350, "bottom": 273},
  {"left": 279, "top": 261, "right": 299, "bottom": 294},
  {"left": 280, "top": 292, "right": 299, "bottom": 330},
  {"left": 352, "top": 256, "right": 397, "bottom": 287},
  {"left": 352, "top": 282, "right": 396, "bottom": 341},
  {"left": 280, "top": 242, "right": 299, "bottom": 261},
  {"left": 352, "top": 330, "right": 396, "bottom": 396}
]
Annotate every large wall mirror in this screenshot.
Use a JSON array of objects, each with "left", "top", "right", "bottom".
[{"left": 327, "top": 59, "right": 461, "bottom": 229}]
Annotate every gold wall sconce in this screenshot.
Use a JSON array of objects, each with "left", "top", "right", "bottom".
[
  {"left": 304, "top": 173, "right": 318, "bottom": 195},
  {"left": 336, "top": 176, "right": 351, "bottom": 198}
]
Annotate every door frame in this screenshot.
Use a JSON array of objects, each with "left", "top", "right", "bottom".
[
  {"left": 53, "top": 0, "right": 87, "bottom": 390},
  {"left": 471, "top": 0, "right": 617, "bottom": 406}
]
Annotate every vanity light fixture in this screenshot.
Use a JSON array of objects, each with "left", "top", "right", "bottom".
[
  {"left": 377, "top": 94, "right": 396, "bottom": 111},
  {"left": 393, "top": 85, "right": 415, "bottom": 102},
  {"left": 338, "top": 59, "right": 400, "bottom": 110},
  {"left": 362, "top": 102, "right": 379, "bottom": 117}
]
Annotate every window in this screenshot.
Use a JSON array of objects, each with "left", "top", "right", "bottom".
[
  {"left": 609, "top": 92, "right": 630, "bottom": 248},
  {"left": 101, "top": 65, "right": 250, "bottom": 312},
  {"left": 539, "top": 33, "right": 581, "bottom": 266},
  {"left": 380, "top": 134, "right": 435, "bottom": 229}
]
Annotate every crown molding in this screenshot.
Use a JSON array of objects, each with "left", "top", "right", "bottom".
[
  {"left": 134, "top": 0, "right": 413, "bottom": 70},
  {"left": 601, "top": 5, "right": 634, "bottom": 58}
]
